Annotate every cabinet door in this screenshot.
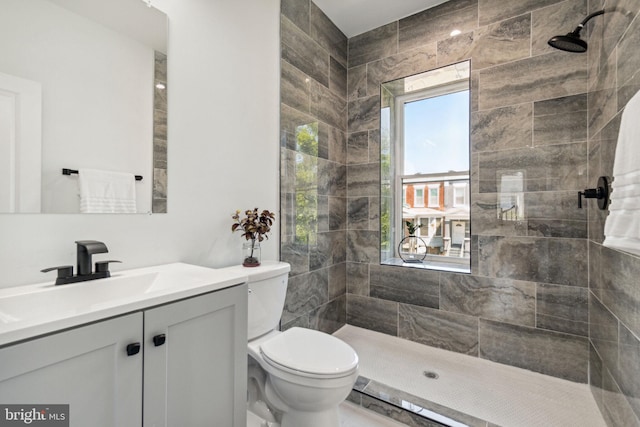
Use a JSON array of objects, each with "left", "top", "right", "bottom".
[
  {"left": 143, "top": 284, "right": 248, "bottom": 427},
  {"left": 0, "top": 313, "right": 143, "bottom": 427}
]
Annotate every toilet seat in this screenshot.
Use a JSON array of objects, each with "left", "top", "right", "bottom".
[{"left": 260, "top": 327, "right": 358, "bottom": 379}]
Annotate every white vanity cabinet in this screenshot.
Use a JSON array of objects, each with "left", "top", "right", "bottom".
[
  {"left": 0, "top": 283, "right": 248, "bottom": 427},
  {"left": 143, "top": 284, "right": 248, "bottom": 427},
  {"left": 0, "top": 312, "right": 144, "bottom": 426}
]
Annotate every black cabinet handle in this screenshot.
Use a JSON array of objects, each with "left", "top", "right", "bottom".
[
  {"left": 153, "top": 334, "right": 166, "bottom": 347},
  {"left": 126, "top": 342, "right": 141, "bottom": 356}
]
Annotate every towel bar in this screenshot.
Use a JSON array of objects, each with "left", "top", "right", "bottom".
[{"left": 62, "top": 168, "right": 143, "bottom": 181}]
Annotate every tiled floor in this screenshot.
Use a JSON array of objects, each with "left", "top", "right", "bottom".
[
  {"left": 340, "top": 401, "right": 408, "bottom": 427},
  {"left": 335, "top": 325, "right": 607, "bottom": 427}
]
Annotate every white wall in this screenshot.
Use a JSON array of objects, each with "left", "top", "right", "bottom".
[{"left": 0, "top": 0, "right": 281, "bottom": 288}]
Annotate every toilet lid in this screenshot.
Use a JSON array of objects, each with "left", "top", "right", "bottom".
[{"left": 260, "top": 327, "right": 358, "bottom": 377}]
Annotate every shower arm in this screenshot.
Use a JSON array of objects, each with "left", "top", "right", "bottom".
[{"left": 571, "top": 9, "right": 605, "bottom": 35}]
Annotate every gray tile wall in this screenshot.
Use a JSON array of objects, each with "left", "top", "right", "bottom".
[
  {"left": 279, "top": 0, "right": 348, "bottom": 334},
  {"left": 153, "top": 51, "right": 167, "bottom": 213},
  {"left": 345, "top": 0, "right": 593, "bottom": 384},
  {"left": 586, "top": 1, "right": 640, "bottom": 425},
  {"left": 279, "top": 2, "right": 640, "bottom": 416}
]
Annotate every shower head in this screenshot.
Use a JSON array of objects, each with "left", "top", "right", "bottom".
[
  {"left": 547, "top": 9, "right": 605, "bottom": 53},
  {"left": 548, "top": 32, "right": 588, "bottom": 53}
]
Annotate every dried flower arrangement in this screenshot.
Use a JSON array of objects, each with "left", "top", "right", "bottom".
[{"left": 231, "top": 208, "right": 275, "bottom": 267}]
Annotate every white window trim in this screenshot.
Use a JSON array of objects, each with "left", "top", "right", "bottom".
[
  {"left": 389, "top": 70, "right": 470, "bottom": 268},
  {"left": 427, "top": 184, "right": 439, "bottom": 207},
  {"left": 452, "top": 182, "right": 467, "bottom": 207}
]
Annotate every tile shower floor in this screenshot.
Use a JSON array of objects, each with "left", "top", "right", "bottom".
[{"left": 335, "top": 325, "right": 606, "bottom": 427}]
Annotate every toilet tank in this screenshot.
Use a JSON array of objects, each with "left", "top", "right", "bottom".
[{"left": 231, "top": 261, "right": 291, "bottom": 340}]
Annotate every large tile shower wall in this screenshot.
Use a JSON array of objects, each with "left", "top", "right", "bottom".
[
  {"left": 279, "top": 0, "right": 349, "bottom": 333},
  {"left": 586, "top": 0, "right": 640, "bottom": 426},
  {"left": 279, "top": 1, "right": 640, "bottom": 424},
  {"left": 346, "top": 0, "right": 592, "bottom": 384}
]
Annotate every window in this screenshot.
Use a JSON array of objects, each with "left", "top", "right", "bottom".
[
  {"left": 427, "top": 185, "right": 439, "bottom": 207},
  {"left": 431, "top": 217, "right": 443, "bottom": 236},
  {"left": 380, "top": 60, "right": 471, "bottom": 273},
  {"left": 414, "top": 186, "right": 424, "bottom": 207},
  {"left": 453, "top": 182, "right": 467, "bottom": 207}
]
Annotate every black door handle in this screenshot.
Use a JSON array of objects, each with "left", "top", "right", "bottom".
[
  {"left": 153, "top": 334, "right": 166, "bottom": 347},
  {"left": 126, "top": 342, "right": 141, "bottom": 356}
]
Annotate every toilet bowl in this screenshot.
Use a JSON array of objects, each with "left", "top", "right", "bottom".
[
  {"left": 220, "top": 261, "right": 358, "bottom": 427},
  {"left": 249, "top": 327, "right": 358, "bottom": 427}
]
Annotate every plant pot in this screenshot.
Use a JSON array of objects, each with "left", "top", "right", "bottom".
[
  {"left": 242, "top": 240, "right": 261, "bottom": 267},
  {"left": 398, "top": 235, "right": 427, "bottom": 263}
]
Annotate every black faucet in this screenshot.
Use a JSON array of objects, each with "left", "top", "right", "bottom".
[
  {"left": 41, "top": 240, "right": 121, "bottom": 285},
  {"left": 76, "top": 240, "right": 108, "bottom": 276}
]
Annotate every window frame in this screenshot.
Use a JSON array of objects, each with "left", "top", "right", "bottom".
[
  {"left": 393, "top": 80, "right": 470, "bottom": 263},
  {"left": 452, "top": 182, "right": 467, "bottom": 207},
  {"left": 427, "top": 184, "right": 440, "bottom": 207}
]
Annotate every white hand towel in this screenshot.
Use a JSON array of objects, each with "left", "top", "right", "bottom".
[
  {"left": 603, "top": 89, "right": 640, "bottom": 256},
  {"left": 78, "top": 168, "right": 137, "bottom": 213}
]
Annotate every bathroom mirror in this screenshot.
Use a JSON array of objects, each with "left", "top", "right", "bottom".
[
  {"left": 0, "top": 0, "right": 167, "bottom": 214},
  {"left": 380, "top": 60, "right": 471, "bottom": 273}
]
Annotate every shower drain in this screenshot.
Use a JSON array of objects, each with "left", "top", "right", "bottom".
[{"left": 423, "top": 370, "right": 439, "bottom": 380}]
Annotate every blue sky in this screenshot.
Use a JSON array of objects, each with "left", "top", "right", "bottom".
[{"left": 403, "top": 90, "right": 470, "bottom": 175}]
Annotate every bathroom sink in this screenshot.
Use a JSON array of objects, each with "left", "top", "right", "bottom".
[{"left": 0, "top": 263, "right": 248, "bottom": 346}]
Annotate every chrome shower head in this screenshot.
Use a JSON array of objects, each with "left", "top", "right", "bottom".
[{"left": 547, "top": 9, "right": 605, "bottom": 53}]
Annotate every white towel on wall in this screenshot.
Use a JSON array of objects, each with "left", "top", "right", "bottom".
[
  {"left": 603, "top": 89, "right": 640, "bottom": 256},
  {"left": 78, "top": 168, "right": 137, "bottom": 214}
]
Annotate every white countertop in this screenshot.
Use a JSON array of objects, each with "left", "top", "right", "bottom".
[{"left": 0, "top": 263, "right": 248, "bottom": 347}]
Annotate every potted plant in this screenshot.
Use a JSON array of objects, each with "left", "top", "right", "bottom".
[
  {"left": 405, "top": 220, "right": 422, "bottom": 236},
  {"left": 232, "top": 208, "right": 275, "bottom": 267},
  {"left": 398, "top": 220, "right": 426, "bottom": 263}
]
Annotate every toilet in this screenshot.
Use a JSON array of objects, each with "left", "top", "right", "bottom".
[{"left": 227, "top": 261, "right": 359, "bottom": 427}]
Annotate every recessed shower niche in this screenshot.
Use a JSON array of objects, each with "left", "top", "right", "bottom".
[{"left": 380, "top": 60, "right": 471, "bottom": 273}]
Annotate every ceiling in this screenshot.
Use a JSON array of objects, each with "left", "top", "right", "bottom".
[{"left": 312, "top": 0, "right": 452, "bottom": 38}]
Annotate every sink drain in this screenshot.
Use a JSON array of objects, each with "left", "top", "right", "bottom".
[{"left": 423, "top": 370, "right": 439, "bottom": 379}]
